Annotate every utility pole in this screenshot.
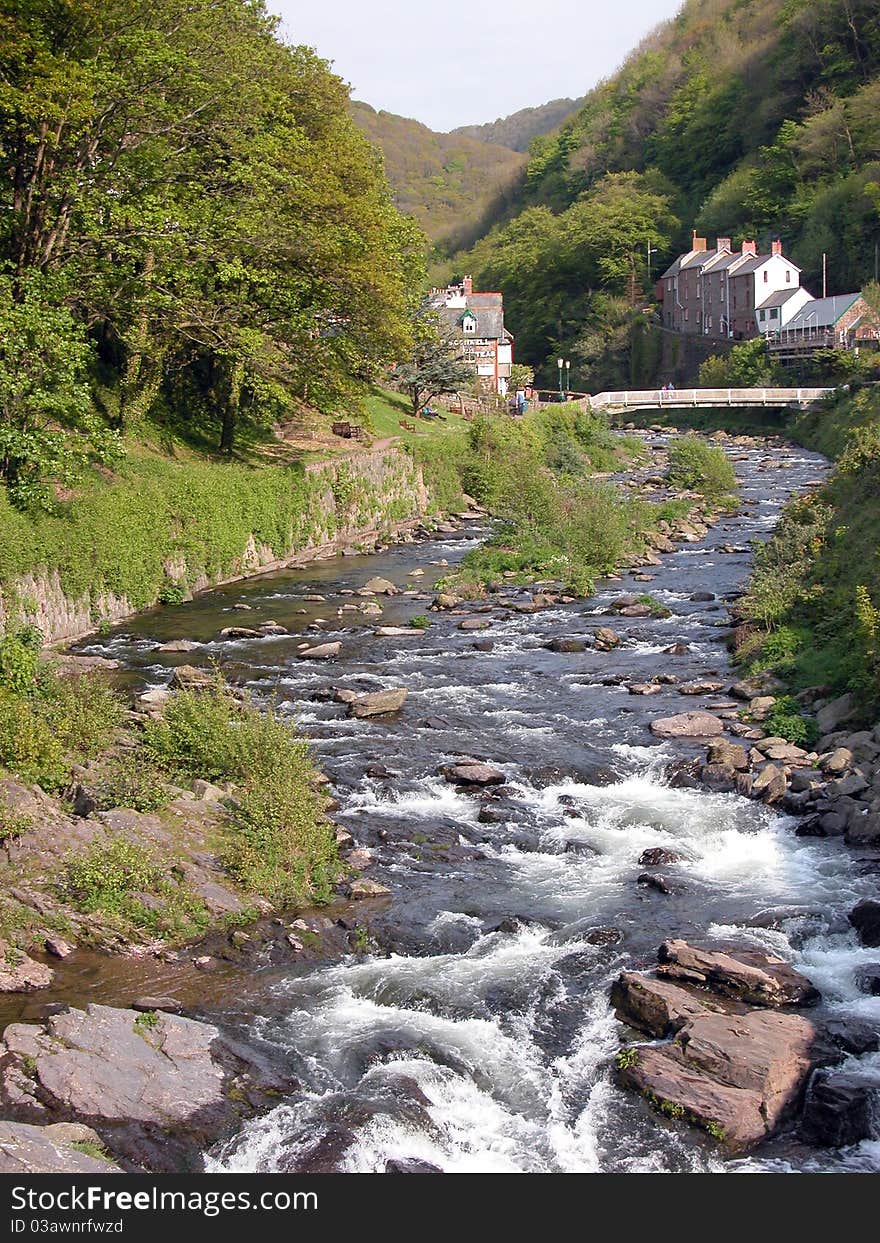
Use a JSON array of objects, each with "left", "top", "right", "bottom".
[
  {"left": 822, "top": 252, "right": 827, "bottom": 299},
  {"left": 646, "top": 241, "right": 654, "bottom": 282}
]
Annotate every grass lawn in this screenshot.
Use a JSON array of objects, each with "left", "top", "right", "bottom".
[{"left": 363, "top": 386, "right": 471, "bottom": 442}]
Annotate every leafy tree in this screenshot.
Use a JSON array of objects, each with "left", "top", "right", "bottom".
[
  {"left": 699, "top": 338, "right": 781, "bottom": 388},
  {"left": 393, "top": 313, "right": 472, "bottom": 418}
]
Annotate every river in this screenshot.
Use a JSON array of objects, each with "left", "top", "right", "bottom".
[{"left": 73, "top": 433, "right": 880, "bottom": 1173}]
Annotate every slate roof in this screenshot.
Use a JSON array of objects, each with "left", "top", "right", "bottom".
[
  {"left": 784, "top": 293, "right": 861, "bottom": 331},
  {"left": 756, "top": 288, "right": 803, "bottom": 310},
  {"left": 437, "top": 304, "right": 506, "bottom": 339}
]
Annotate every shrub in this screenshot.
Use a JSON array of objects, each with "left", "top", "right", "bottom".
[
  {"left": 0, "top": 628, "right": 41, "bottom": 694},
  {"left": 666, "top": 435, "right": 737, "bottom": 498},
  {"left": 763, "top": 696, "right": 820, "bottom": 747},
  {"left": 0, "top": 689, "right": 67, "bottom": 788},
  {"left": 92, "top": 753, "right": 172, "bottom": 813},
  {"left": 0, "top": 801, "right": 32, "bottom": 849},
  {"left": 142, "top": 680, "right": 246, "bottom": 781},
  {"left": 64, "top": 838, "right": 162, "bottom": 914},
  {"left": 409, "top": 615, "right": 430, "bottom": 629}
]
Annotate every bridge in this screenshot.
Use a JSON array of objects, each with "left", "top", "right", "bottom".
[{"left": 586, "top": 386, "right": 834, "bottom": 413}]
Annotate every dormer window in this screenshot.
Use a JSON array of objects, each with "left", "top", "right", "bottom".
[{"left": 462, "top": 311, "right": 477, "bottom": 335}]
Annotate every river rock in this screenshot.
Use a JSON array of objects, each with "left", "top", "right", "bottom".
[
  {"left": 700, "top": 763, "right": 737, "bottom": 792},
  {"left": 752, "top": 763, "right": 787, "bottom": 804},
  {"left": 298, "top": 642, "right": 341, "bottom": 660},
  {"left": 637, "top": 872, "right": 671, "bottom": 894},
  {"left": 0, "top": 941, "right": 53, "bottom": 993},
  {"left": 657, "top": 940, "right": 819, "bottom": 1007},
  {"left": 170, "top": 665, "right": 214, "bottom": 690},
  {"left": 547, "top": 638, "right": 588, "bottom": 653},
  {"left": 706, "top": 740, "right": 749, "bottom": 771},
  {"left": 854, "top": 965, "right": 880, "bottom": 995},
  {"left": 593, "top": 627, "right": 620, "bottom": 651},
  {"left": 346, "top": 878, "right": 392, "bottom": 899},
  {"left": 443, "top": 761, "right": 505, "bottom": 786},
  {"left": 458, "top": 618, "right": 491, "bottom": 630},
  {"left": 0, "top": 1120, "right": 121, "bottom": 1174},
  {"left": 374, "top": 626, "right": 422, "bottom": 637},
  {"left": 611, "top": 973, "right": 714, "bottom": 1037},
  {"left": 364, "top": 577, "right": 400, "bottom": 595},
  {"left": 816, "top": 693, "right": 857, "bottom": 735},
  {"left": 848, "top": 899, "right": 880, "bottom": 947},
  {"left": 156, "top": 640, "right": 200, "bottom": 653},
  {"left": 219, "top": 626, "right": 262, "bottom": 639},
  {"left": 821, "top": 747, "right": 853, "bottom": 775},
  {"left": 650, "top": 712, "right": 725, "bottom": 739},
  {"left": 385, "top": 1157, "right": 443, "bottom": 1173},
  {"left": 618, "top": 1007, "right": 817, "bottom": 1151},
  {"left": 348, "top": 688, "right": 408, "bottom": 718},
  {"left": 845, "top": 811, "right": 880, "bottom": 845},
  {"left": 639, "top": 848, "right": 681, "bottom": 867},
  {"left": 0, "top": 1003, "right": 295, "bottom": 1171},
  {"left": 801, "top": 1068, "right": 880, "bottom": 1147}
]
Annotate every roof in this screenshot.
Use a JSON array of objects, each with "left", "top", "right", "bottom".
[
  {"left": 756, "top": 288, "right": 802, "bottom": 310},
  {"left": 784, "top": 293, "right": 861, "bottom": 331},
  {"left": 464, "top": 292, "right": 503, "bottom": 308},
  {"left": 436, "top": 304, "right": 505, "bottom": 339},
  {"left": 679, "top": 248, "right": 722, "bottom": 271},
  {"left": 733, "top": 253, "right": 802, "bottom": 276}
]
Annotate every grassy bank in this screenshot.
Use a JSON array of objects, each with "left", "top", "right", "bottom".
[
  {"left": 424, "top": 407, "right": 737, "bottom": 595},
  {"left": 0, "top": 640, "right": 336, "bottom": 951},
  {"left": 736, "top": 386, "right": 880, "bottom": 721}
]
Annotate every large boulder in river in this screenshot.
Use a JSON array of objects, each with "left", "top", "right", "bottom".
[
  {"left": 364, "top": 577, "right": 400, "bottom": 595},
  {"left": 849, "top": 899, "right": 880, "bottom": 947},
  {"left": 593, "top": 627, "right": 620, "bottom": 651},
  {"left": 299, "top": 642, "right": 342, "bottom": 660},
  {"left": 170, "top": 664, "right": 214, "bottom": 690},
  {"left": 650, "top": 712, "right": 725, "bottom": 739},
  {"left": 347, "top": 688, "right": 408, "bottom": 718},
  {"left": 442, "top": 761, "right": 505, "bottom": 786},
  {"left": 801, "top": 1068, "right": 880, "bottom": 1147},
  {"left": 0, "top": 1004, "right": 293, "bottom": 1172},
  {"left": 657, "top": 940, "right": 819, "bottom": 1007},
  {"left": 618, "top": 1008, "right": 817, "bottom": 1152},
  {"left": 610, "top": 972, "right": 728, "bottom": 1038}
]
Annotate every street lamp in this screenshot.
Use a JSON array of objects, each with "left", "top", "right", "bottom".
[
  {"left": 565, "top": 360, "right": 571, "bottom": 398},
  {"left": 557, "top": 357, "right": 564, "bottom": 401}
]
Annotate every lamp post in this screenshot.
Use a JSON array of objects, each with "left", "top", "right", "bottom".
[
  {"left": 565, "top": 360, "right": 571, "bottom": 398},
  {"left": 557, "top": 357, "right": 564, "bottom": 401}
]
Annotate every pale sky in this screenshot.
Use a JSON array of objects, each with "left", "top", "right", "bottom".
[{"left": 271, "top": 1, "right": 684, "bottom": 131}]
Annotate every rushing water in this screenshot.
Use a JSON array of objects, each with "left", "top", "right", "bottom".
[{"left": 76, "top": 435, "right": 880, "bottom": 1173}]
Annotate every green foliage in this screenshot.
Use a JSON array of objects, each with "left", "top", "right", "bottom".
[
  {"left": 409, "top": 615, "right": 431, "bottom": 629},
  {"left": 615, "top": 1047, "right": 640, "bottom": 1070},
  {"left": 764, "top": 696, "right": 820, "bottom": 747},
  {"left": 92, "top": 754, "right": 172, "bottom": 814},
  {"left": 698, "top": 339, "right": 782, "bottom": 388},
  {"left": 0, "top": 802, "right": 32, "bottom": 848},
  {"left": 637, "top": 594, "right": 672, "bottom": 619},
  {"left": 666, "top": 436, "right": 737, "bottom": 498},
  {"left": 0, "top": 631, "right": 41, "bottom": 694}
]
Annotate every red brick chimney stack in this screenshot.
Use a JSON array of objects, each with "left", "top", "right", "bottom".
[
  {"left": 716, "top": 237, "right": 731, "bottom": 253},
  {"left": 741, "top": 239, "right": 757, "bottom": 256},
  {"left": 771, "top": 240, "right": 783, "bottom": 256},
  {"left": 691, "top": 230, "right": 707, "bottom": 252},
  {"left": 462, "top": 275, "right": 473, "bottom": 295}
]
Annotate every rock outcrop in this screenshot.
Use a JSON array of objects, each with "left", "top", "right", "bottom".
[
  {"left": 613, "top": 942, "right": 820, "bottom": 1152},
  {"left": 0, "top": 1003, "right": 295, "bottom": 1171}
]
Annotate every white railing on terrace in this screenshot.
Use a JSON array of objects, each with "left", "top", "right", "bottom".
[{"left": 588, "top": 387, "right": 834, "bottom": 411}]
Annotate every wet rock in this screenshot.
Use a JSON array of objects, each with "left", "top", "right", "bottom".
[
  {"left": 619, "top": 604, "right": 653, "bottom": 618},
  {"left": 730, "top": 674, "right": 783, "bottom": 701},
  {"left": 0, "top": 940, "right": 53, "bottom": 993},
  {"left": 638, "top": 873, "right": 671, "bottom": 895},
  {"left": 593, "top": 627, "right": 620, "bottom": 651},
  {"left": 458, "top": 618, "right": 491, "bottom": 630},
  {"left": 443, "top": 761, "right": 505, "bottom": 786},
  {"left": 156, "top": 640, "right": 199, "bottom": 653},
  {"left": 44, "top": 938, "right": 73, "bottom": 959},
  {"left": 657, "top": 940, "right": 820, "bottom": 1007},
  {"left": 848, "top": 899, "right": 880, "bottom": 947},
  {"left": 364, "top": 577, "right": 400, "bottom": 595},
  {"left": 375, "top": 626, "right": 422, "bottom": 637},
  {"left": 364, "top": 763, "right": 395, "bottom": 779},
  {"left": 298, "top": 642, "right": 342, "bottom": 660},
  {"left": 546, "top": 638, "right": 588, "bottom": 653},
  {"left": 584, "top": 926, "right": 623, "bottom": 947},
  {"left": 650, "top": 712, "right": 725, "bottom": 739},
  {"left": 639, "top": 848, "right": 682, "bottom": 867},
  {"left": 822, "top": 1017, "right": 880, "bottom": 1057},
  {"left": 628, "top": 682, "right": 664, "bottom": 696},
  {"left": 700, "top": 763, "right": 737, "bottom": 793},
  {"left": 348, "top": 688, "right": 408, "bottom": 718},
  {"left": 219, "top": 626, "right": 261, "bottom": 639},
  {"left": 801, "top": 1069, "right": 880, "bottom": 1147},
  {"left": 845, "top": 811, "right": 880, "bottom": 846},
  {"left": 690, "top": 592, "right": 715, "bottom": 602},
  {"left": 854, "top": 965, "right": 880, "bottom": 995},
  {"left": 385, "top": 1157, "right": 443, "bottom": 1173},
  {"left": 0, "top": 1120, "right": 121, "bottom": 1174}
]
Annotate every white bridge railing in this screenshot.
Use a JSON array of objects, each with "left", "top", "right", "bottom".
[{"left": 588, "top": 387, "right": 834, "bottom": 411}]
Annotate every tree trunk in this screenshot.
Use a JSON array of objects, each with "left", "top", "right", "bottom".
[{"left": 220, "top": 360, "right": 243, "bottom": 455}]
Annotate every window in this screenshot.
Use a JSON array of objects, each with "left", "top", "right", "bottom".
[
  {"left": 786, "top": 270, "right": 791, "bottom": 283},
  {"left": 463, "top": 315, "right": 476, "bottom": 335},
  {"left": 763, "top": 271, "right": 769, "bottom": 282}
]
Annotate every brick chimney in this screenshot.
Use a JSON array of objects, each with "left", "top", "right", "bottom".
[
  {"left": 716, "top": 237, "right": 731, "bottom": 253},
  {"left": 692, "top": 230, "right": 707, "bottom": 252},
  {"left": 741, "top": 239, "right": 757, "bottom": 256},
  {"left": 771, "top": 239, "right": 783, "bottom": 256},
  {"left": 462, "top": 275, "right": 473, "bottom": 295}
]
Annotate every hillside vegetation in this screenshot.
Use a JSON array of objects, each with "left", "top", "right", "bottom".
[
  {"left": 350, "top": 102, "right": 527, "bottom": 255},
  {"left": 452, "top": 0, "right": 880, "bottom": 386},
  {"left": 451, "top": 98, "right": 584, "bottom": 152}
]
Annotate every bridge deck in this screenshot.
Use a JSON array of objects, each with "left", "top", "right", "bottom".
[{"left": 589, "top": 386, "right": 833, "bottom": 411}]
